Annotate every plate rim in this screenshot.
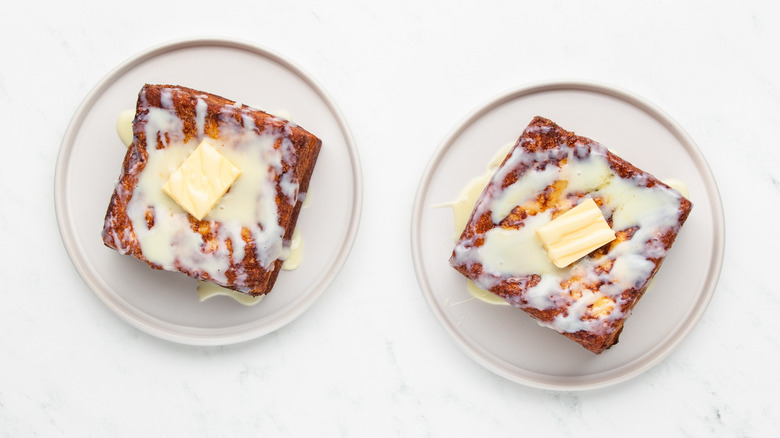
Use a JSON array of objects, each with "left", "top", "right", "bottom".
[
  {"left": 411, "top": 79, "right": 725, "bottom": 390},
  {"left": 54, "top": 36, "right": 363, "bottom": 346}
]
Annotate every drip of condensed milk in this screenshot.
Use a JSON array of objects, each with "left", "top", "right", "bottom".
[
  {"left": 281, "top": 228, "right": 304, "bottom": 270},
  {"left": 436, "top": 141, "right": 515, "bottom": 306},
  {"left": 116, "top": 109, "right": 135, "bottom": 147},
  {"left": 662, "top": 178, "right": 690, "bottom": 199},
  {"left": 197, "top": 281, "right": 265, "bottom": 305}
]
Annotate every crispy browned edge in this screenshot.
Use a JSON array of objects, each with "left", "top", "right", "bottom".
[
  {"left": 101, "top": 84, "right": 322, "bottom": 296},
  {"left": 449, "top": 116, "right": 692, "bottom": 353}
]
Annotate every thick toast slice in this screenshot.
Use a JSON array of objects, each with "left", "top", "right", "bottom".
[
  {"left": 102, "top": 84, "right": 321, "bottom": 296},
  {"left": 450, "top": 117, "right": 692, "bottom": 353}
]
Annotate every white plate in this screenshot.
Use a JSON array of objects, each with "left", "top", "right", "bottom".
[
  {"left": 55, "top": 38, "right": 362, "bottom": 346},
  {"left": 412, "top": 80, "right": 724, "bottom": 390}
]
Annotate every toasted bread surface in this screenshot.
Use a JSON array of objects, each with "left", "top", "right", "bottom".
[
  {"left": 449, "top": 117, "right": 692, "bottom": 353},
  {"left": 102, "top": 84, "right": 321, "bottom": 295}
]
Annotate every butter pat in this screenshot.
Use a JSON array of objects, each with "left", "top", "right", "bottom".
[
  {"left": 536, "top": 198, "right": 615, "bottom": 268},
  {"left": 162, "top": 139, "right": 242, "bottom": 220}
]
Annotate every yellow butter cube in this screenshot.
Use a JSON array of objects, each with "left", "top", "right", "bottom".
[
  {"left": 536, "top": 198, "right": 615, "bottom": 268},
  {"left": 162, "top": 139, "right": 242, "bottom": 220}
]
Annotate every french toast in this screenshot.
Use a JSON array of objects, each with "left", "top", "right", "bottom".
[
  {"left": 449, "top": 117, "right": 692, "bottom": 353},
  {"left": 102, "top": 84, "right": 321, "bottom": 296}
]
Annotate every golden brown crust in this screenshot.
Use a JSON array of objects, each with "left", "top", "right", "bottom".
[
  {"left": 450, "top": 116, "right": 692, "bottom": 354},
  {"left": 102, "top": 84, "right": 321, "bottom": 295}
]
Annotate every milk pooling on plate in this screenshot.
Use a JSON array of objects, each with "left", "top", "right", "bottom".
[
  {"left": 109, "top": 90, "right": 308, "bottom": 304},
  {"left": 439, "top": 141, "right": 514, "bottom": 306},
  {"left": 116, "top": 109, "right": 135, "bottom": 147}
]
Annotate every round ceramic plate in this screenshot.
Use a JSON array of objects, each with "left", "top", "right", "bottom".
[
  {"left": 411, "top": 81, "right": 724, "bottom": 390},
  {"left": 55, "top": 38, "right": 361, "bottom": 346}
]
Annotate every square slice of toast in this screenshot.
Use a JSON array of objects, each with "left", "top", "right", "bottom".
[
  {"left": 449, "top": 117, "right": 692, "bottom": 353},
  {"left": 102, "top": 84, "right": 321, "bottom": 296}
]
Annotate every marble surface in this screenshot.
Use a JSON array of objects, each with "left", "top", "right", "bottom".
[{"left": 2, "top": 0, "right": 778, "bottom": 436}]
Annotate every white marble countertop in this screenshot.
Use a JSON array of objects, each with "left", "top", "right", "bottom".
[{"left": 2, "top": 0, "right": 778, "bottom": 436}]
